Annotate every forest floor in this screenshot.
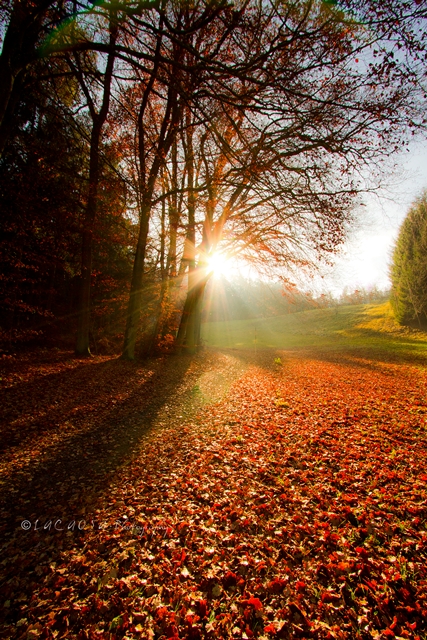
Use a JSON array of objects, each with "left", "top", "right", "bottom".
[{"left": 0, "top": 345, "right": 426, "bottom": 639}]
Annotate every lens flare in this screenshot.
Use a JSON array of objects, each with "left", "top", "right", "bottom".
[{"left": 206, "top": 252, "right": 228, "bottom": 277}]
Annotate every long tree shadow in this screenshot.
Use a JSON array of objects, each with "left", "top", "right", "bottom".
[
  {"left": 0, "top": 347, "right": 249, "bottom": 633},
  {"left": 0, "top": 351, "right": 207, "bottom": 542},
  {"left": 0, "top": 353, "right": 170, "bottom": 451}
]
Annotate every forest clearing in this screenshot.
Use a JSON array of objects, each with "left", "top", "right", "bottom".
[{"left": 1, "top": 304, "right": 426, "bottom": 639}]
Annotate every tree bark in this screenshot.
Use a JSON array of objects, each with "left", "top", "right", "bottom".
[
  {"left": 75, "top": 18, "right": 117, "bottom": 355},
  {"left": 121, "top": 205, "right": 151, "bottom": 359},
  {"left": 176, "top": 274, "right": 208, "bottom": 354},
  {"left": 75, "top": 123, "right": 103, "bottom": 355}
]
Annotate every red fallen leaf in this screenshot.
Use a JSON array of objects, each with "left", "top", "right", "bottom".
[
  {"left": 321, "top": 591, "right": 340, "bottom": 603},
  {"left": 355, "top": 546, "right": 368, "bottom": 558},
  {"left": 295, "top": 580, "right": 306, "bottom": 592},
  {"left": 156, "top": 607, "right": 170, "bottom": 621},
  {"left": 403, "top": 606, "right": 416, "bottom": 614},
  {"left": 390, "top": 617, "right": 398, "bottom": 630},
  {"left": 328, "top": 533, "right": 339, "bottom": 543},
  {"left": 164, "top": 622, "right": 180, "bottom": 638},
  {"left": 177, "top": 522, "right": 190, "bottom": 534},
  {"left": 382, "top": 629, "right": 395, "bottom": 637},
  {"left": 342, "top": 494, "right": 358, "bottom": 505},
  {"left": 267, "top": 578, "right": 288, "bottom": 593},
  {"left": 264, "top": 624, "right": 276, "bottom": 634},
  {"left": 336, "top": 562, "right": 351, "bottom": 574},
  {"left": 364, "top": 579, "right": 377, "bottom": 590},
  {"left": 241, "top": 597, "right": 263, "bottom": 611}
]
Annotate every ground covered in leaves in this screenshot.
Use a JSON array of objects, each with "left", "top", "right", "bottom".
[{"left": 0, "top": 347, "right": 426, "bottom": 639}]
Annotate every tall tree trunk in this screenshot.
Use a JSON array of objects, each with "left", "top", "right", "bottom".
[
  {"left": 148, "top": 179, "right": 174, "bottom": 352},
  {"left": 168, "top": 140, "right": 180, "bottom": 278},
  {"left": 0, "top": 0, "right": 53, "bottom": 156},
  {"left": 121, "top": 206, "right": 150, "bottom": 360},
  {"left": 0, "top": 56, "right": 16, "bottom": 147},
  {"left": 176, "top": 109, "right": 197, "bottom": 350},
  {"left": 0, "top": 68, "right": 26, "bottom": 156},
  {"left": 74, "top": 18, "right": 117, "bottom": 355},
  {"left": 176, "top": 275, "right": 208, "bottom": 354},
  {"left": 194, "top": 282, "right": 206, "bottom": 348},
  {"left": 121, "top": 38, "right": 181, "bottom": 360},
  {"left": 75, "top": 124, "right": 102, "bottom": 355},
  {"left": 0, "top": 5, "right": 29, "bottom": 155}
]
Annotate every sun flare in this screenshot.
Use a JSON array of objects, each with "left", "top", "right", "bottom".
[{"left": 206, "top": 252, "right": 228, "bottom": 277}]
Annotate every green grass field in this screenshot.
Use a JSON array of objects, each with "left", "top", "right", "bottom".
[{"left": 201, "top": 301, "right": 427, "bottom": 363}]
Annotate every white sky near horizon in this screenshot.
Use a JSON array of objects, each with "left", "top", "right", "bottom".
[{"left": 315, "top": 143, "right": 427, "bottom": 296}]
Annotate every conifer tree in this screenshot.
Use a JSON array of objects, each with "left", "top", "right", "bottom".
[{"left": 390, "top": 191, "right": 427, "bottom": 327}]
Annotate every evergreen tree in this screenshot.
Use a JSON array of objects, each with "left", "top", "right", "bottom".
[{"left": 390, "top": 191, "right": 427, "bottom": 327}]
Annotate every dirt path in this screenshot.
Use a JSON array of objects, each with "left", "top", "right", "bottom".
[{"left": 1, "top": 348, "right": 426, "bottom": 639}]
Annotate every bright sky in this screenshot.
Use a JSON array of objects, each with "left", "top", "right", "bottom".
[
  {"left": 212, "top": 142, "right": 427, "bottom": 296},
  {"left": 307, "top": 142, "right": 427, "bottom": 296}
]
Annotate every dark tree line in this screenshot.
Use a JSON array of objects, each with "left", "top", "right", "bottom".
[{"left": 0, "top": 0, "right": 426, "bottom": 356}]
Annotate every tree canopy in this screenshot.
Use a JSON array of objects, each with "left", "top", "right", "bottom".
[{"left": 1, "top": 0, "right": 427, "bottom": 354}]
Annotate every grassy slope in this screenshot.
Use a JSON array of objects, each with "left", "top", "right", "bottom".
[{"left": 202, "top": 301, "right": 427, "bottom": 362}]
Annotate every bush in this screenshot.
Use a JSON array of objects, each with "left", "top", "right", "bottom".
[{"left": 390, "top": 191, "right": 427, "bottom": 327}]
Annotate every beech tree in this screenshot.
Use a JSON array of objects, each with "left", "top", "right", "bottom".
[
  {"left": 161, "top": 0, "right": 427, "bottom": 352},
  {"left": 119, "top": 11, "right": 183, "bottom": 360},
  {"left": 119, "top": 0, "right": 241, "bottom": 359}
]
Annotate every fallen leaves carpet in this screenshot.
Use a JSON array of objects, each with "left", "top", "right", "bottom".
[{"left": 0, "top": 348, "right": 426, "bottom": 639}]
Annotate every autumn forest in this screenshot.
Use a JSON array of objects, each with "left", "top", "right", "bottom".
[{"left": 1, "top": 0, "right": 427, "bottom": 638}]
